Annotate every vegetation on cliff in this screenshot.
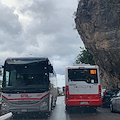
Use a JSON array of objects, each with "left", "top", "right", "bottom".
[{"left": 76, "top": 48, "right": 95, "bottom": 65}]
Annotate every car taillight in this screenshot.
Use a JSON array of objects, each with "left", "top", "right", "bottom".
[
  {"left": 104, "top": 89, "right": 106, "bottom": 95},
  {"left": 66, "top": 85, "right": 69, "bottom": 99},
  {"left": 99, "top": 85, "right": 101, "bottom": 98}
]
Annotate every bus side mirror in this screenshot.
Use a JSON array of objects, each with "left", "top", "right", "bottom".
[
  {"left": 0, "top": 65, "right": 3, "bottom": 76},
  {"left": 48, "top": 65, "right": 53, "bottom": 73}
]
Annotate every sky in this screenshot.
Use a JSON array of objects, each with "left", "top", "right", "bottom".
[{"left": 0, "top": 0, "right": 84, "bottom": 87}]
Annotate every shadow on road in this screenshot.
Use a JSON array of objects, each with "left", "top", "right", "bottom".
[
  {"left": 11, "top": 112, "right": 50, "bottom": 120},
  {"left": 66, "top": 107, "right": 97, "bottom": 114}
]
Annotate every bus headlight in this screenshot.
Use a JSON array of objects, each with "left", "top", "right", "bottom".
[{"left": 40, "top": 101, "right": 48, "bottom": 110}]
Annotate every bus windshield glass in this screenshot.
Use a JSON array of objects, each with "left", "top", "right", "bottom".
[
  {"left": 4, "top": 61, "right": 49, "bottom": 91},
  {"left": 68, "top": 69, "right": 98, "bottom": 83}
]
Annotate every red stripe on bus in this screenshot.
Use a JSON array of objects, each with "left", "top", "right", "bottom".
[
  {"left": 2, "top": 93, "right": 49, "bottom": 101},
  {"left": 65, "top": 94, "right": 102, "bottom": 106},
  {"left": 66, "top": 99, "right": 102, "bottom": 106}
]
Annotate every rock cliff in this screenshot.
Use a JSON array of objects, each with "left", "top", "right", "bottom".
[{"left": 75, "top": 0, "right": 120, "bottom": 89}]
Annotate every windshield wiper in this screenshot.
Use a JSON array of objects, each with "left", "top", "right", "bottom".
[{"left": 2, "top": 87, "right": 48, "bottom": 93}]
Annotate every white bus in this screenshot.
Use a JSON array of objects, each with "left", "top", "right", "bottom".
[
  {"left": 1, "top": 57, "right": 57, "bottom": 115},
  {"left": 65, "top": 65, "right": 102, "bottom": 111}
]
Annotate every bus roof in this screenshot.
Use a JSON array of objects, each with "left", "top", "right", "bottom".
[
  {"left": 5, "top": 57, "right": 50, "bottom": 65},
  {"left": 66, "top": 65, "right": 98, "bottom": 69}
]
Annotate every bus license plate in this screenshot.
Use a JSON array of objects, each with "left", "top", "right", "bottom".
[
  {"left": 21, "top": 109, "right": 27, "bottom": 112},
  {"left": 80, "top": 102, "right": 89, "bottom": 104}
]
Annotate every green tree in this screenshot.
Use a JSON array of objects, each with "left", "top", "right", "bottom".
[{"left": 76, "top": 48, "right": 95, "bottom": 65}]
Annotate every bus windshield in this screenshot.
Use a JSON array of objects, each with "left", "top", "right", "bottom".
[
  {"left": 4, "top": 61, "right": 49, "bottom": 91},
  {"left": 68, "top": 69, "right": 98, "bottom": 83}
]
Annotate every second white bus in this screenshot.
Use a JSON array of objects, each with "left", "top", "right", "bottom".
[{"left": 65, "top": 65, "right": 102, "bottom": 111}]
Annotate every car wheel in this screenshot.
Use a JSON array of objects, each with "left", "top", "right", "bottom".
[{"left": 110, "top": 104, "right": 115, "bottom": 113}]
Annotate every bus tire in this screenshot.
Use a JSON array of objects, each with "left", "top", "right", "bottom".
[
  {"left": 46, "top": 111, "right": 51, "bottom": 117},
  {"left": 92, "top": 107, "right": 97, "bottom": 112},
  {"left": 65, "top": 106, "right": 71, "bottom": 112},
  {"left": 53, "top": 99, "right": 56, "bottom": 108},
  {"left": 65, "top": 106, "right": 68, "bottom": 111}
]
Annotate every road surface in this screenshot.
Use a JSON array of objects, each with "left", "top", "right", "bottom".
[{"left": 2, "top": 96, "right": 120, "bottom": 120}]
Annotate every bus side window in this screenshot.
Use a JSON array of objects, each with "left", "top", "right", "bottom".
[
  {"left": 5, "top": 71, "right": 9, "bottom": 86},
  {"left": 10, "top": 70, "right": 17, "bottom": 86},
  {"left": 49, "top": 73, "right": 57, "bottom": 88}
]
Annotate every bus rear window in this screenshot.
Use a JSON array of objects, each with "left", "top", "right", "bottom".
[{"left": 68, "top": 69, "right": 98, "bottom": 83}]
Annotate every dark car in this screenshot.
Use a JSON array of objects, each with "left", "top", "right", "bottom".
[
  {"left": 110, "top": 91, "right": 120, "bottom": 112},
  {"left": 102, "top": 89, "right": 119, "bottom": 107}
]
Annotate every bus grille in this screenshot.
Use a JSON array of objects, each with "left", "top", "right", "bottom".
[{"left": 9, "top": 100, "right": 40, "bottom": 105}]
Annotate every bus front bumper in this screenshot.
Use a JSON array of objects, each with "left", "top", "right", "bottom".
[{"left": 8, "top": 106, "right": 49, "bottom": 114}]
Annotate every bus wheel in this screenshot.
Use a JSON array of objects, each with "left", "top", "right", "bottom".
[
  {"left": 91, "top": 107, "right": 97, "bottom": 112},
  {"left": 65, "top": 106, "right": 68, "bottom": 111},
  {"left": 53, "top": 99, "right": 56, "bottom": 108},
  {"left": 65, "top": 106, "right": 71, "bottom": 112},
  {"left": 51, "top": 97, "right": 54, "bottom": 110},
  {"left": 46, "top": 111, "right": 51, "bottom": 117},
  {"left": 93, "top": 108, "right": 97, "bottom": 112}
]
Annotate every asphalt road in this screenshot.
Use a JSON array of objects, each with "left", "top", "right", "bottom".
[
  {"left": 49, "top": 96, "right": 120, "bottom": 120},
  {"left": 2, "top": 96, "right": 120, "bottom": 120}
]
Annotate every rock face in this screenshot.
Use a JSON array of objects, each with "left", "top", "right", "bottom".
[{"left": 75, "top": 0, "right": 120, "bottom": 89}]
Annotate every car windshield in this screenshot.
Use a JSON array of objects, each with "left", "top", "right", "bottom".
[
  {"left": 106, "top": 89, "right": 119, "bottom": 95},
  {"left": 116, "top": 91, "right": 120, "bottom": 97}
]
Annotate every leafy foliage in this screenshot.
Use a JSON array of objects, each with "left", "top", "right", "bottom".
[{"left": 76, "top": 48, "right": 95, "bottom": 65}]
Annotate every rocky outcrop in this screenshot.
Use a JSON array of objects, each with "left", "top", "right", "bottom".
[{"left": 75, "top": 0, "right": 120, "bottom": 89}]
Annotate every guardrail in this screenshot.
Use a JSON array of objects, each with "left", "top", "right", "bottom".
[{"left": 0, "top": 112, "right": 12, "bottom": 120}]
